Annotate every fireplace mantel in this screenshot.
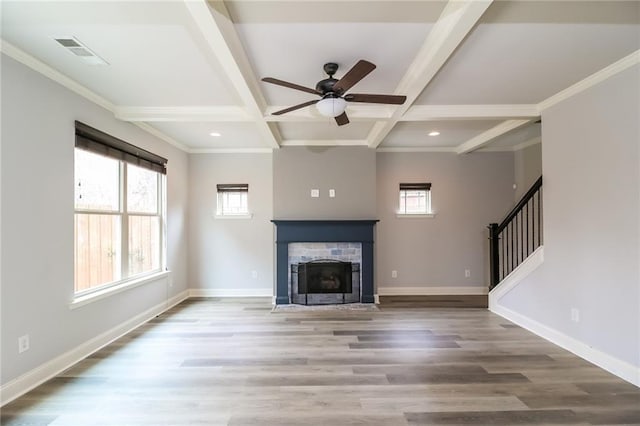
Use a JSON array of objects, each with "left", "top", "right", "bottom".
[{"left": 271, "top": 220, "right": 378, "bottom": 305}]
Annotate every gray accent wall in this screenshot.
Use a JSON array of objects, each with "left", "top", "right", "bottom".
[
  {"left": 376, "top": 152, "right": 515, "bottom": 290},
  {"left": 273, "top": 146, "right": 376, "bottom": 219},
  {"left": 0, "top": 55, "right": 189, "bottom": 385},
  {"left": 514, "top": 143, "right": 542, "bottom": 201},
  {"left": 500, "top": 65, "right": 640, "bottom": 368},
  {"left": 188, "top": 154, "right": 273, "bottom": 294}
]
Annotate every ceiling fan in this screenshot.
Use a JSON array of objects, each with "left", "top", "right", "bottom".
[{"left": 261, "top": 60, "right": 406, "bottom": 126}]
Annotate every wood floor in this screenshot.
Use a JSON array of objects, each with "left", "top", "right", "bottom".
[{"left": 2, "top": 298, "right": 639, "bottom": 425}]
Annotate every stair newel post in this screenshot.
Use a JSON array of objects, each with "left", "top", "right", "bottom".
[{"left": 489, "top": 223, "right": 500, "bottom": 290}]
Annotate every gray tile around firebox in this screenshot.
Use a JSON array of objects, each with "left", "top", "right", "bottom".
[{"left": 288, "top": 242, "right": 363, "bottom": 305}]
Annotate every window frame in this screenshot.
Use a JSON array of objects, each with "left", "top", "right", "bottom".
[
  {"left": 73, "top": 122, "right": 167, "bottom": 299},
  {"left": 397, "top": 182, "right": 434, "bottom": 218},
  {"left": 215, "top": 183, "right": 252, "bottom": 219}
]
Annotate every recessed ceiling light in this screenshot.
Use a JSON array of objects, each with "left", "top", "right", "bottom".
[
  {"left": 209, "top": 132, "right": 221, "bottom": 137},
  {"left": 428, "top": 131, "right": 440, "bottom": 137}
]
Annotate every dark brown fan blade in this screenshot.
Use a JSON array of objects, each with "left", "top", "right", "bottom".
[
  {"left": 262, "top": 77, "right": 321, "bottom": 96},
  {"left": 332, "top": 60, "right": 376, "bottom": 94},
  {"left": 334, "top": 112, "right": 349, "bottom": 126},
  {"left": 345, "top": 93, "right": 406, "bottom": 105},
  {"left": 271, "top": 100, "right": 318, "bottom": 115}
]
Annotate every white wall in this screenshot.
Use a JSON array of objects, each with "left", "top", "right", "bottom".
[
  {"left": 376, "top": 152, "right": 515, "bottom": 292},
  {"left": 498, "top": 65, "right": 640, "bottom": 374},
  {"left": 0, "top": 55, "right": 189, "bottom": 386},
  {"left": 188, "top": 153, "right": 273, "bottom": 296}
]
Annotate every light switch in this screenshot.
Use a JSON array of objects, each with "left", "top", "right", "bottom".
[
  {"left": 311, "top": 189, "right": 320, "bottom": 198},
  {"left": 329, "top": 189, "right": 335, "bottom": 198}
]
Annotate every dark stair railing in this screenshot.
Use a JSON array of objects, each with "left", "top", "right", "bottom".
[{"left": 489, "top": 176, "right": 543, "bottom": 290}]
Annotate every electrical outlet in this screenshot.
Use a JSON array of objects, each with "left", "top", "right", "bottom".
[
  {"left": 571, "top": 308, "right": 580, "bottom": 322},
  {"left": 311, "top": 189, "right": 320, "bottom": 198},
  {"left": 251, "top": 270, "right": 258, "bottom": 279},
  {"left": 18, "top": 335, "right": 29, "bottom": 354},
  {"left": 329, "top": 189, "right": 335, "bottom": 198},
  {"left": 465, "top": 269, "right": 471, "bottom": 278},
  {"left": 391, "top": 270, "right": 398, "bottom": 278}
]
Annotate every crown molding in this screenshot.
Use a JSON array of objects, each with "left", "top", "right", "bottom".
[
  {"left": 538, "top": 49, "right": 640, "bottom": 112},
  {"left": 115, "top": 106, "right": 250, "bottom": 122}
]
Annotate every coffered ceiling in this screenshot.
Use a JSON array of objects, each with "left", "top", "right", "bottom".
[{"left": 1, "top": 1, "right": 638, "bottom": 153}]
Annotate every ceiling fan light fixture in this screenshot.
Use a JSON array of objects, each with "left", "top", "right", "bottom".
[{"left": 316, "top": 96, "right": 347, "bottom": 118}]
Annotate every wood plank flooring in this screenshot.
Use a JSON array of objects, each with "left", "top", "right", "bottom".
[{"left": 2, "top": 298, "right": 639, "bottom": 425}]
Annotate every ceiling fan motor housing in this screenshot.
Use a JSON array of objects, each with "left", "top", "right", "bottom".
[
  {"left": 316, "top": 62, "right": 340, "bottom": 95},
  {"left": 316, "top": 78, "right": 338, "bottom": 95}
]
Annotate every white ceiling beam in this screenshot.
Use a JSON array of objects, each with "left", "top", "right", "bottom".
[
  {"left": 401, "top": 104, "right": 539, "bottom": 121},
  {"left": 377, "top": 146, "right": 457, "bottom": 153},
  {"left": 115, "top": 106, "right": 251, "bottom": 122},
  {"left": 183, "top": 0, "right": 281, "bottom": 148},
  {"left": 264, "top": 104, "right": 395, "bottom": 121},
  {"left": 455, "top": 119, "right": 531, "bottom": 154},
  {"left": 367, "top": 0, "right": 494, "bottom": 148},
  {"left": 280, "top": 139, "right": 369, "bottom": 147}
]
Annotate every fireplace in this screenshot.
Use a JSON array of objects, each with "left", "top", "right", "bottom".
[
  {"left": 291, "top": 260, "right": 360, "bottom": 305},
  {"left": 271, "top": 220, "right": 378, "bottom": 304}
]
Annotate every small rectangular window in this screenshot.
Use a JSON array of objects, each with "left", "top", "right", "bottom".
[
  {"left": 217, "top": 184, "right": 249, "bottom": 216},
  {"left": 399, "top": 183, "right": 432, "bottom": 215}
]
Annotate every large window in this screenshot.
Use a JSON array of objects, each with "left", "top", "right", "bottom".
[
  {"left": 398, "top": 182, "right": 432, "bottom": 215},
  {"left": 74, "top": 122, "right": 167, "bottom": 295}
]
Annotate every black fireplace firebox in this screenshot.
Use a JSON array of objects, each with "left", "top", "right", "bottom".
[{"left": 291, "top": 260, "right": 360, "bottom": 305}]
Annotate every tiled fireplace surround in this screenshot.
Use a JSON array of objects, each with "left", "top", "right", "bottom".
[{"left": 272, "top": 220, "right": 378, "bottom": 305}]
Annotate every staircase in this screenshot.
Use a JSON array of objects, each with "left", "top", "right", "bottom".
[{"left": 488, "top": 176, "right": 543, "bottom": 290}]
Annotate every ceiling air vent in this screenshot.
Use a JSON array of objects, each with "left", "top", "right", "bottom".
[{"left": 53, "top": 37, "right": 108, "bottom": 66}]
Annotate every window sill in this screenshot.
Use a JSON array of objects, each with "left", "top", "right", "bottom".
[
  {"left": 214, "top": 213, "right": 253, "bottom": 220},
  {"left": 396, "top": 213, "right": 436, "bottom": 219},
  {"left": 70, "top": 270, "right": 170, "bottom": 310}
]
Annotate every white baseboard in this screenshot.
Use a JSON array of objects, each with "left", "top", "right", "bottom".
[
  {"left": 189, "top": 288, "right": 273, "bottom": 298},
  {"left": 487, "top": 247, "right": 639, "bottom": 387},
  {"left": 376, "top": 286, "right": 488, "bottom": 296},
  {"left": 491, "top": 303, "right": 640, "bottom": 387},
  {"left": 166, "top": 290, "right": 190, "bottom": 309},
  {"left": 0, "top": 290, "right": 189, "bottom": 406}
]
